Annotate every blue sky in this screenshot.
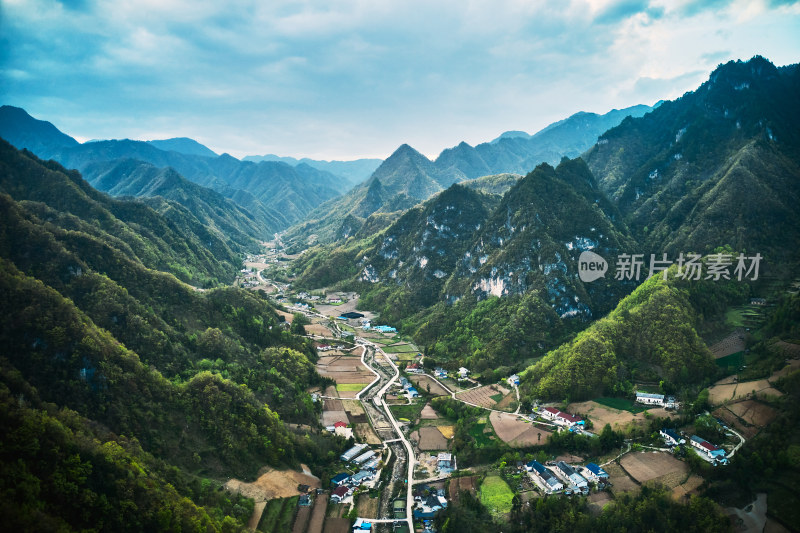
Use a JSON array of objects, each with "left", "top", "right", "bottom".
[{"left": 2, "top": 0, "right": 799, "bottom": 160}]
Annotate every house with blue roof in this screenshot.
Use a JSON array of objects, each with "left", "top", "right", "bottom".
[
  {"left": 525, "top": 460, "right": 564, "bottom": 492},
  {"left": 583, "top": 463, "right": 609, "bottom": 482},
  {"left": 660, "top": 428, "right": 684, "bottom": 446},
  {"left": 331, "top": 473, "right": 350, "bottom": 486}
]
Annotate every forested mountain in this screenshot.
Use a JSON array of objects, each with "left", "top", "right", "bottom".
[
  {"left": 585, "top": 56, "right": 800, "bottom": 267},
  {"left": 285, "top": 105, "right": 653, "bottom": 247},
  {"left": 243, "top": 153, "right": 382, "bottom": 186},
  {"left": 146, "top": 137, "right": 219, "bottom": 158},
  {"left": 0, "top": 140, "right": 339, "bottom": 530},
  {"left": 293, "top": 158, "right": 635, "bottom": 373},
  {"left": 84, "top": 158, "right": 266, "bottom": 254},
  {"left": 0, "top": 105, "right": 79, "bottom": 156},
  {"left": 0, "top": 108, "right": 349, "bottom": 234}
]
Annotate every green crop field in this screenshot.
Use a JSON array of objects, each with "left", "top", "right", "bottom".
[
  {"left": 479, "top": 475, "right": 514, "bottom": 519},
  {"left": 382, "top": 344, "right": 419, "bottom": 354},
  {"left": 593, "top": 397, "right": 647, "bottom": 413},
  {"left": 336, "top": 383, "right": 367, "bottom": 392}
]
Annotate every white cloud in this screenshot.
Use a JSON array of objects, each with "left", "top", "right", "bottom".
[{"left": 2, "top": 0, "right": 799, "bottom": 159}]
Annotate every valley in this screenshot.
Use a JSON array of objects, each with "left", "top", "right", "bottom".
[{"left": 1, "top": 54, "right": 800, "bottom": 532}]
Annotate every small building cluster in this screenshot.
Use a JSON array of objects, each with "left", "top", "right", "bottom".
[
  {"left": 433, "top": 367, "right": 448, "bottom": 379},
  {"left": 525, "top": 460, "right": 564, "bottom": 492},
  {"left": 689, "top": 435, "right": 728, "bottom": 465},
  {"left": 555, "top": 461, "right": 588, "bottom": 490},
  {"left": 399, "top": 377, "right": 419, "bottom": 399},
  {"left": 507, "top": 374, "right": 520, "bottom": 386},
  {"left": 634, "top": 391, "right": 678, "bottom": 409},
  {"left": 412, "top": 485, "right": 448, "bottom": 519},
  {"left": 583, "top": 463, "right": 609, "bottom": 483}
]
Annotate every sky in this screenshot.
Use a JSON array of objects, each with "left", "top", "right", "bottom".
[{"left": 2, "top": 0, "right": 800, "bottom": 160}]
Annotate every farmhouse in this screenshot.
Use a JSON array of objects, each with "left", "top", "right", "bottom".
[
  {"left": 556, "top": 461, "right": 588, "bottom": 489},
  {"left": 434, "top": 368, "right": 447, "bottom": 379},
  {"left": 690, "top": 435, "right": 727, "bottom": 463},
  {"left": 352, "top": 518, "right": 372, "bottom": 531},
  {"left": 539, "top": 406, "right": 583, "bottom": 427},
  {"left": 583, "top": 463, "right": 609, "bottom": 482},
  {"left": 331, "top": 485, "right": 351, "bottom": 503},
  {"left": 373, "top": 325, "right": 397, "bottom": 333},
  {"left": 406, "top": 363, "right": 423, "bottom": 374},
  {"left": 556, "top": 412, "right": 583, "bottom": 427},
  {"left": 458, "top": 367, "right": 470, "bottom": 379},
  {"left": 331, "top": 473, "right": 351, "bottom": 486},
  {"left": 635, "top": 391, "right": 678, "bottom": 408},
  {"left": 437, "top": 452, "right": 456, "bottom": 473},
  {"left": 539, "top": 406, "right": 561, "bottom": 421},
  {"left": 407, "top": 387, "right": 420, "bottom": 399},
  {"left": 349, "top": 470, "right": 375, "bottom": 486},
  {"left": 363, "top": 457, "right": 380, "bottom": 470},
  {"left": 298, "top": 493, "right": 311, "bottom": 506},
  {"left": 660, "top": 428, "right": 684, "bottom": 446},
  {"left": 340, "top": 443, "right": 368, "bottom": 462},
  {"left": 507, "top": 374, "right": 520, "bottom": 386},
  {"left": 526, "top": 460, "right": 564, "bottom": 492}
]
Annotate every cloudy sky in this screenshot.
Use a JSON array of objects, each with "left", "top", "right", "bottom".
[{"left": 2, "top": 0, "right": 799, "bottom": 160}]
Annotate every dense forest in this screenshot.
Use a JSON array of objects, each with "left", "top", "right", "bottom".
[{"left": 0, "top": 141, "right": 344, "bottom": 530}]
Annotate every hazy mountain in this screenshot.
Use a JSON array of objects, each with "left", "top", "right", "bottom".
[
  {"left": 0, "top": 105, "right": 79, "bottom": 157},
  {"left": 285, "top": 104, "right": 653, "bottom": 247},
  {"left": 243, "top": 153, "right": 382, "bottom": 185},
  {"left": 584, "top": 56, "right": 800, "bottom": 267},
  {"left": 146, "top": 137, "right": 218, "bottom": 158},
  {"left": 2, "top": 109, "right": 347, "bottom": 233},
  {"left": 84, "top": 158, "right": 269, "bottom": 250}
]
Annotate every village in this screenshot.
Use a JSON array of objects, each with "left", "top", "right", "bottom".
[{"left": 230, "top": 244, "right": 793, "bottom": 533}]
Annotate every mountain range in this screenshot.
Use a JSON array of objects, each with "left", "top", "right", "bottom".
[
  {"left": 284, "top": 104, "right": 654, "bottom": 246},
  {"left": 291, "top": 56, "right": 800, "bottom": 394}
]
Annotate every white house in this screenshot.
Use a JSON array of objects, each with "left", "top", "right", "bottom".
[
  {"left": 660, "top": 428, "right": 684, "bottom": 446},
  {"left": 458, "top": 367, "right": 469, "bottom": 379}
]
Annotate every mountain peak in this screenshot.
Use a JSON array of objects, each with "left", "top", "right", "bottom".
[
  {"left": 146, "top": 137, "right": 218, "bottom": 158},
  {"left": 0, "top": 105, "right": 79, "bottom": 159}
]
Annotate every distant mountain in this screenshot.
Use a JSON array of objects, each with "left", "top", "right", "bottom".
[
  {"left": 285, "top": 104, "right": 653, "bottom": 247},
  {"left": 584, "top": 56, "right": 800, "bottom": 267},
  {"left": 0, "top": 105, "right": 79, "bottom": 157},
  {"left": 146, "top": 137, "right": 218, "bottom": 158},
  {"left": 84, "top": 158, "right": 268, "bottom": 251},
  {"left": 1, "top": 109, "right": 347, "bottom": 234},
  {"left": 243, "top": 153, "right": 382, "bottom": 186}
]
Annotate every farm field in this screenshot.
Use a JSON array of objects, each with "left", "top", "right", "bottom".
[
  {"left": 305, "top": 494, "right": 328, "bottom": 533},
  {"left": 305, "top": 323, "right": 332, "bottom": 336},
  {"left": 355, "top": 493, "right": 380, "bottom": 519},
  {"left": 257, "top": 496, "right": 298, "bottom": 533},
  {"left": 490, "top": 412, "right": 551, "bottom": 447},
  {"left": 322, "top": 517, "right": 351, "bottom": 533},
  {"left": 713, "top": 399, "right": 777, "bottom": 439},
  {"left": 449, "top": 476, "right": 478, "bottom": 503},
  {"left": 382, "top": 343, "right": 419, "bottom": 353},
  {"left": 316, "top": 354, "right": 374, "bottom": 399},
  {"left": 620, "top": 451, "right": 688, "bottom": 486},
  {"left": 603, "top": 462, "right": 639, "bottom": 496},
  {"left": 225, "top": 467, "right": 320, "bottom": 502},
  {"left": 458, "top": 384, "right": 511, "bottom": 409},
  {"left": 336, "top": 383, "right": 367, "bottom": 392},
  {"left": 672, "top": 474, "right": 704, "bottom": 501},
  {"left": 591, "top": 397, "right": 647, "bottom": 413},
  {"left": 569, "top": 400, "right": 678, "bottom": 431},
  {"left": 707, "top": 378, "right": 782, "bottom": 405},
  {"left": 708, "top": 329, "right": 747, "bottom": 359},
  {"left": 411, "top": 426, "right": 449, "bottom": 451},
  {"left": 479, "top": 475, "right": 514, "bottom": 520},
  {"left": 420, "top": 403, "right": 440, "bottom": 419},
  {"left": 410, "top": 375, "right": 449, "bottom": 396},
  {"left": 291, "top": 505, "right": 311, "bottom": 533}
]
